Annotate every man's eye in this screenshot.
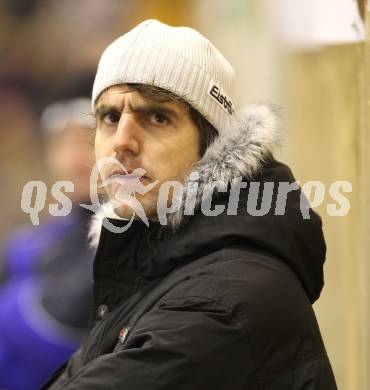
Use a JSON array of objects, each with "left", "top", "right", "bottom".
[
  {"left": 151, "top": 112, "right": 168, "bottom": 125},
  {"left": 103, "top": 111, "right": 120, "bottom": 124}
]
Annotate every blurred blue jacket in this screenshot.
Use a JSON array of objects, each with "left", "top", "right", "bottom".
[{"left": 0, "top": 207, "right": 94, "bottom": 390}]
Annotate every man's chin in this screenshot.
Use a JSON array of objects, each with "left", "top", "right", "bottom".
[
  {"left": 111, "top": 201, "right": 158, "bottom": 222},
  {"left": 111, "top": 204, "right": 136, "bottom": 220}
]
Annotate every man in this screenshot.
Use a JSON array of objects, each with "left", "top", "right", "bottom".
[
  {"left": 0, "top": 98, "right": 95, "bottom": 390},
  {"left": 43, "top": 19, "right": 337, "bottom": 389}
]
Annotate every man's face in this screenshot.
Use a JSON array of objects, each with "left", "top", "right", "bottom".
[{"left": 94, "top": 84, "right": 200, "bottom": 220}]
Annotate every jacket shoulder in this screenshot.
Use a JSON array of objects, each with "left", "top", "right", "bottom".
[{"left": 159, "top": 247, "right": 330, "bottom": 382}]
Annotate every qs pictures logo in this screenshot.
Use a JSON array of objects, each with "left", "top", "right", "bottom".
[{"left": 21, "top": 157, "right": 353, "bottom": 233}]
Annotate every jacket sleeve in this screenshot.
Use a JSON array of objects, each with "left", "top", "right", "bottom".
[{"left": 47, "top": 296, "right": 254, "bottom": 390}]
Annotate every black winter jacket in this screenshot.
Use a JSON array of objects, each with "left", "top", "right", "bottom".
[{"left": 43, "top": 105, "right": 337, "bottom": 389}]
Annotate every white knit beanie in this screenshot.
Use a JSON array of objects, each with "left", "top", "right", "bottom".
[{"left": 92, "top": 19, "right": 237, "bottom": 132}]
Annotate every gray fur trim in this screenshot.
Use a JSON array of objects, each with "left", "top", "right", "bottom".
[{"left": 168, "top": 104, "right": 282, "bottom": 227}]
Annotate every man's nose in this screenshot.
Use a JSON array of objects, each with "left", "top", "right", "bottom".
[{"left": 113, "top": 113, "right": 140, "bottom": 157}]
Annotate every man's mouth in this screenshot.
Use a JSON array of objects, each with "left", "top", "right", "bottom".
[{"left": 108, "top": 169, "right": 149, "bottom": 184}]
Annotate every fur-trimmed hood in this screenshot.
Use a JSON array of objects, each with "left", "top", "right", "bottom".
[
  {"left": 88, "top": 103, "right": 281, "bottom": 247},
  {"left": 168, "top": 104, "right": 282, "bottom": 227}
]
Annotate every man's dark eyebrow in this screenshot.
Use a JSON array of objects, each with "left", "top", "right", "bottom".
[
  {"left": 94, "top": 104, "right": 121, "bottom": 119},
  {"left": 129, "top": 103, "right": 183, "bottom": 121},
  {"left": 95, "top": 101, "right": 184, "bottom": 122}
]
